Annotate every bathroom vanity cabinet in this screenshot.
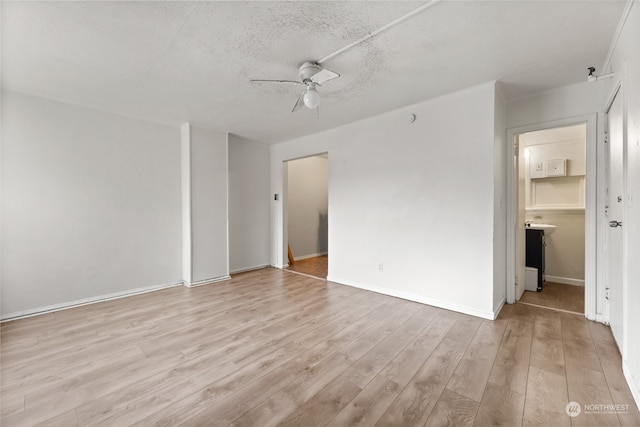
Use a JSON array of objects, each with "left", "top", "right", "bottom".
[{"left": 526, "top": 228, "right": 545, "bottom": 291}]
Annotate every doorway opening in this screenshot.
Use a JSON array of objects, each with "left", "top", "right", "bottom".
[
  {"left": 506, "top": 114, "right": 598, "bottom": 319},
  {"left": 516, "top": 124, "right": 586, "bottom": 313},
  {"left": 283, "top": 154, "right": 329, "bottom": 280}
]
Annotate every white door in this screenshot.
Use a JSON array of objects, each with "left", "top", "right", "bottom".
[{"left": 606, "top": 89, "right": 624, "bottom": 347}]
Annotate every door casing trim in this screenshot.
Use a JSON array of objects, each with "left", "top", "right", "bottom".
[{"left": 506, "top": 113, "right": 598, "bottom": 321}]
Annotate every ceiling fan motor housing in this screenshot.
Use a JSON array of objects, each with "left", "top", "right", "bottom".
[{"left": 299, "top": 62, "right": 322, "bottom": 83}]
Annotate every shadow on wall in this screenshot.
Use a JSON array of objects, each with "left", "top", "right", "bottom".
[{"left": 318, "top": 211, "right": 328, "bottom": 254}]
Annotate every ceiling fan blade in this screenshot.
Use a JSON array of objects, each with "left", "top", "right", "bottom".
[
  {"left": 310, "top": 68, "right": 340, "bottom": 84},
  {"left": 292, "top": 90, "right": 306, "bottom": 113},
  {"left": 250, "top": 79, "right": 302, "bottom": 85}
]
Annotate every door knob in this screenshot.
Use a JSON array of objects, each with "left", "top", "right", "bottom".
[{"left": 609, "top": 220, "right": 622, "bottom": 228}]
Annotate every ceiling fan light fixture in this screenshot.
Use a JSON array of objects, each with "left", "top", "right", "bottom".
[
  {"left": 250, "top": 62, "right": 338, "bottom": 114},
  {"left": 303, "top": 87, "right": 321, "bottom": 109}
]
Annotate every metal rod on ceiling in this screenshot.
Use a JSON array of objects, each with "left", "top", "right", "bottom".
[{"left": 316, "top": 0, "right": 444, "bottom": 65}]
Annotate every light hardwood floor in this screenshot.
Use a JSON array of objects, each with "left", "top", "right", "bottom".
[
  {"left": 1, "top": 268, "right": 638, "bottom": 426},
  {"left": 286, "top": 255, "right": 328, "bottom": 279},
  {"left": 519, "top": 282, "right": 585, "bottom": 314}
]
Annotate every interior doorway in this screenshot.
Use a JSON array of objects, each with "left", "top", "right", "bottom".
[
  {"left": 516, "top": 124, "right": 587, "bottom": 313},
  {"left": 506, "top": 114, "right": 598, "bottom": 319},
  {"left": 283, "top": 154, "right": 329, "bottom": 279}
]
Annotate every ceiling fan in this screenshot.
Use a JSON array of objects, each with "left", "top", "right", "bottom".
[
  {"left": 250, "top": 62, "right": 340, "bottom": 117},
  {"left": 248, "top": 2, "right": 442, "bottom": 119}
]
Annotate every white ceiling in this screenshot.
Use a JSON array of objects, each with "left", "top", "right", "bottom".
[{"left": 1, "top": 1, "right": 626, "bottom": 144}]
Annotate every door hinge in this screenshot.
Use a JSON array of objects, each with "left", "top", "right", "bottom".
[{"left": 605, "top": 287, "right": 610, "bottom": 300}]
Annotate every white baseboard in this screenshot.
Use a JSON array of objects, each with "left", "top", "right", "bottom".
[
  {"left": 1, "top": 280, "right": 184, "bottom": 322},
  {"left": 594, "top": 312, "right": 607, "bottom": 323},
  {"left": 230, "top": 264, "right": 270, "bottom": 275},
  {"left": 326, "top": 275, "right": 496, "bottom": 320},
  {"left": 545, "top": 275, "right": 585, "bottom": 286},
  {"left": 623, "top": 361, "right": 640, "bottom": 411},
  {"left": 186, "top": 275, "right": 231, "bottom": 288},
  {"left": 294, "top": 252, "right": 328, "bottom": 261}
]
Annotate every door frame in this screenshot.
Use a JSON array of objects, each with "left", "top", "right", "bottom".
[
  {"left": 280, "top": 152, "right": 330, "bottom": 268},
  {"left": 506, "top": 113, "right": 598, "bottom": 320}
]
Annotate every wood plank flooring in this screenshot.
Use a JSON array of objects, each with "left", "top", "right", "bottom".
[
  {"left": 519, "top": 281, "right": 585, "bottom": 314},
  {"left": 1, "top": 268, "right": 639, "bottom": 426}
]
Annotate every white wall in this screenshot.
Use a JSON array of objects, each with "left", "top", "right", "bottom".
[
  {"left": 271, "top": 82, "right": 502, "bottom": 319},
  {"left": 228, "top": 135, "right": 270, "bottom": 273},
  {"left": 189, "top": 127, "right": 229, "bottom": 283},
  {"left": 1, "top": 91, "right": 182, "bottom": 318},
  {"left": 506, "top": 81, "right": 604, "bottom": 129},
  {"left": 287, "top": 156, "right": 328, "bottom": 260},
  {"left": 603, "top": 0, "right": 640, "bottom": 407}
]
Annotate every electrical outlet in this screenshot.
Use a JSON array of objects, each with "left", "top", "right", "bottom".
[{"left": 378, "top": 263, "right": 384, "bottom": 272}]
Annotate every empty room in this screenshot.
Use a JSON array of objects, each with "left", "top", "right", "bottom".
[{"left": 2, "top": 1, "right": 640, "bottom": 426}]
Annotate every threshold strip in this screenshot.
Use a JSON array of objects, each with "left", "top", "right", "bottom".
[
  {"left": 282, "top": 268, "right": 326, "bottom": 282},
  {"left": 516, "top": 301, "right": 583, "bottom": 316}
]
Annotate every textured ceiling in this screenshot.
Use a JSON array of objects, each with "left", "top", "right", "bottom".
[{"left": 1, "top": 1, "right": 626, "bottom": 143}]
